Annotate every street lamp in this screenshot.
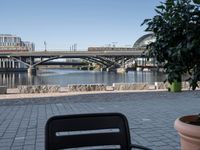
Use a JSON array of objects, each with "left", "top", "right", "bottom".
[
  {"left": 44, "top": 41, "right": 47, "bottom": 52},
  {"left": 112, "top": 42, "right": 118, "bottom": 47}
]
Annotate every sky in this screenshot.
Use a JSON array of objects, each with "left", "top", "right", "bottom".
[{"left": 1, "top": 0, "right": 163, "bottom": 50}]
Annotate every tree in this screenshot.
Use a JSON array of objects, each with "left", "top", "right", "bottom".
[{"left": 142, "top": 0, "right": 200, "bottom": 90}]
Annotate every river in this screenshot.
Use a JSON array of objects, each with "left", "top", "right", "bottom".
[{"left": 0, "top": 69, "right": 166, "bottom": 88}]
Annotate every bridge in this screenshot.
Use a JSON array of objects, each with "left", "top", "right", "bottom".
[{"left": 0, "top": 50, "right": 146, "bottom": 75}]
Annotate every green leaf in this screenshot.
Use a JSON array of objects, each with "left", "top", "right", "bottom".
[
  {"left": 166, "top": 0, "right": 174, "bottom": 9},
  {"left": 141, "top": 19, "right": 151, "bottom": 26},
  {"left": 156, "top": 5, "right": 165, "bottom": 10},
  {"left": 155, "top": 9, "right": 163, "bottom": 15},
  {"left": 193, "top": 0, "right": 200, "bottom": 4}
]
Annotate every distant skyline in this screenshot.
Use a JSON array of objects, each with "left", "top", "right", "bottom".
[{"left": 1, "top": 0, "right": 164, "bottom": 50}]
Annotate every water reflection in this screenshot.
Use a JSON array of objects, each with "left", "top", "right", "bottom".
[{"left": 0, "top": 69, "right": 166, "bottom": 88}]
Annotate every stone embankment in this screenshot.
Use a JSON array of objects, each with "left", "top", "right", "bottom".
[
  {"left": 0, "top": 86, "right": 7, "bottom": 94},
  {"left": 18, "top": 85, "right": 60, "bottom": 94},
  {"left": 113, "top": 83, "right": 155, "bottom": 90},
  {"left": 68, "top": 84, "right": 106, "bottom": 92},
  {"left": 11, "top": 81, "right": 193, "bottom": 94}
]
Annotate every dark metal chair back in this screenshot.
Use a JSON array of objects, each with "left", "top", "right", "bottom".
[{"left": 45, "top": 113, "right": 152, "bottom": 150}]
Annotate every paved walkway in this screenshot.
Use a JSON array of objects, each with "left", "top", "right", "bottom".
[{"left": 0, "top": 90, "right": 200, "bottom": 150}]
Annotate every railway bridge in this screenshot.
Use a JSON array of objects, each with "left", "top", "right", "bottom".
[{"left": 0, "top": 50, "right": 146, "bottom": 75}]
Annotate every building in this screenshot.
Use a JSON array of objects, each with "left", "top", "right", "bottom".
[
  {"left": 0, "top": 34, "right": 35, "bottom": 52},
  {"left": 0, "top": 34, "right": 35, "bottom": 71},
  {"left": 0, "top": 34, "right": 22, "bottom": 46},
  {"left": 23, "top": 41, "right": 35, "bottom": 51},
  {"left": 132, "top": 34, "right": 156, "bottom": 69},
  {"left": 133, "top": 33, "right": 155, "bottom": 48}
]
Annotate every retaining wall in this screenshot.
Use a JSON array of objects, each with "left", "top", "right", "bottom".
[
  {"left": 113, "top": 83, "right": 155, "bottom": 91},
  {"left": 0, "top": 86, "right": 7, "bottom": 94},
  {"left": 155, "top": 81, "right": 190, "bottom": 90},
  {"left": 68, "top": 84, "right": 106, "bottom": 92},
  {"left": 18, "top": 85, "right": 60, "bottom": 94},
  {"left": 16, "top": 81, "right": 192, "bottom": 94}
]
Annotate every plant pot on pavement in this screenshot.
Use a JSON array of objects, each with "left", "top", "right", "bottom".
[
  {"left": 170, "top": 81, "right": 182, "bottom": 92},
  {"left": 174, "top": 115, "right": 200, "bottom": 150}
]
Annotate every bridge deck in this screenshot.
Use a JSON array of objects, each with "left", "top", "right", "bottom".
[{"left": 0, "top": 50, "right": 144, "bottom": 58}]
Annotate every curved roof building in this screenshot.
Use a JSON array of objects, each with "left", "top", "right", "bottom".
[
  {"left": 88, "top": 33, "right": 156, "bottom": 51},
  {"left": 133, "top": 33, "right": 155, "bottom": 48}
]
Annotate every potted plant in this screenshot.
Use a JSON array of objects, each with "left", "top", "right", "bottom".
[
  {"left": 142, "top": 0, "right": 200, "bottom": 149},
  {"left": 174, "top": 114, "right": 200, "bottom": 150},
  {"left": 142, "top": 0, "right": 200, "bottom": 92}
]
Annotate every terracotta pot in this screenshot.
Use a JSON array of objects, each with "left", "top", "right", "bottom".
[{"left": 174, "top": 115, "right": 200, "bottom": 150}]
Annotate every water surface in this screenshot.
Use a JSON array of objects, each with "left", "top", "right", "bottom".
[{"left": 0, "top": 69, "right": 166, "bottom": 88}]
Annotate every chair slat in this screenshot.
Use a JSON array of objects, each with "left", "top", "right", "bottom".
[
  {"left": 51, "top": 132, "right": 125, "bottom": 149},
  {"left": 50, "top": 116, "right": 126, "bottom": 132}
]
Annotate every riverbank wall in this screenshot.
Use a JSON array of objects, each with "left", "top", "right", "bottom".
[
  {"left": 18, "top": 85, "right": 60, "bottom": 94},
  {"left": 7, "top": 81, "right": 193, "bottom": 94}
]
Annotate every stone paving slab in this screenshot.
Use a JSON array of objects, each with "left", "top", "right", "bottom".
[{"left": 0, "top": 91, "right": 200, "bottom": 150}]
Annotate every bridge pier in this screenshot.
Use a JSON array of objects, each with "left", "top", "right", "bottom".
[
  {"left": 100, "top": 68, "right": 107, "bottom": 72},
  {"left": 106, "top": 68, "right": 110, "bottom": 72},
  {"left": 116, "top": 67, "right": 127, "bottom": 74},
  {"left": 28, "top": 66, "right": 36, "bottom": 76}
]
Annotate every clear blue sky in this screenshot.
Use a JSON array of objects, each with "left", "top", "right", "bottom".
[{"left": 1, "top": 0, "right": 163, "bottom": 50}]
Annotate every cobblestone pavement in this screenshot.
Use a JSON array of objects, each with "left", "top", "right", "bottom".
[{"left": 0, "top": 91, "right": 200, "bottom": 150}]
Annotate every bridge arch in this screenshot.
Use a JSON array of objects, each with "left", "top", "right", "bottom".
[{"left": 8, "top": 55, "right": 121, "bottom": 69}]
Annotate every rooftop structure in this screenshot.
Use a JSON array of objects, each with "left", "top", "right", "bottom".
[{"left": 133, "top": 33, "right": 155, "bottom": 48}]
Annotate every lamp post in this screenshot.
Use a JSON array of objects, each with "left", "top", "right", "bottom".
[
  {"left": 44, "top": 41, "right": 47, "bottom": 52},
  {"left": 112, "top": 42, "right": 118, "bottom": 47}
]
